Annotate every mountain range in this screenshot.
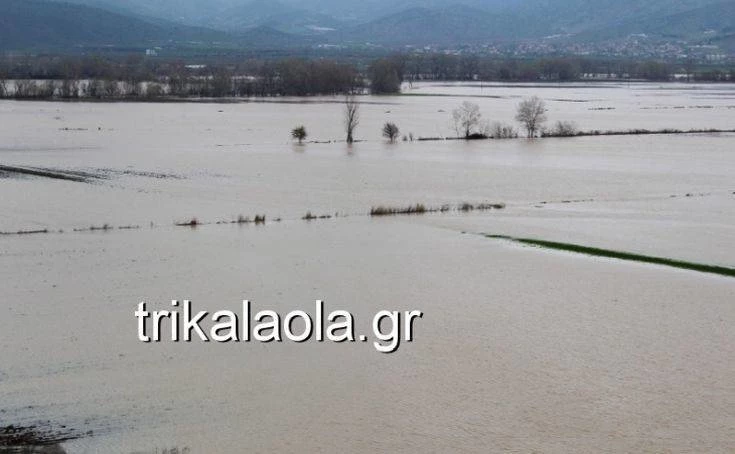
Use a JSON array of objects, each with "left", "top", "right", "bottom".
[{"left": 1, "top": 0, "right": 733, "bottom": 53}]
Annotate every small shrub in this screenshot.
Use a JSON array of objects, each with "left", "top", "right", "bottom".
[
  {"left": 382, "top": 122, "right": 400, "bottom": 143},
  {"left": 291, "top": 126, "right": 307, "bottom": 144},
  {"left": 549, "top": 120, "right": 578, "bottom": 137},
  {"left": 146, "top": 83, "right": 165, "bottom": 99},
  {"left": 490, "top": 122, "right": 518, "bottom": 139}
]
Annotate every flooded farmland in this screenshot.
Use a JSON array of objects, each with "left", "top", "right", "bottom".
[{"left": 1, "top": 82, "right": 734, "bottom": 453}]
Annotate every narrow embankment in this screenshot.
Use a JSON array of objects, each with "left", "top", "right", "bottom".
[
  {"left": 0, "top": 164, "right": 101, "bottom": 183},
  {"left": 486, "top": 235, "right": 735, "bottom": 278}
]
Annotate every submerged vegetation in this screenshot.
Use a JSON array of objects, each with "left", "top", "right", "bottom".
[
  {"left": 74, "top": 224, "right": 113, "bottom": 232},
  {"left": 302, "top": 211, "right": 333, "bottom": 221},
  {"left": 542, "top": 127, "right": 735, "bottom": 138},
  {"left": 486, "top": 235, "right": 735, "bottom": 278},
  {"left": 370, "top": 202, "right": 505, "bottom": 217},
  {"left": 0, "top": 229, "right": 50, "bottom": 236},
  {"left": 370, "top": 204, "right": 428, "bottom": 216},
  {"left": 175, "top": 218, "right": 200, "bottom": 227}
]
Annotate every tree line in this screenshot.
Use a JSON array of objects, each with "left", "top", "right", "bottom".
[
  {"left": 374, "top": 54, "right": 735, "bottom": 85},
  {"left": 0, "top": 56, "right": 365, "bottom": 99},
  {"left": 0, "top": 54, "right": 732, "bottom": 100}
]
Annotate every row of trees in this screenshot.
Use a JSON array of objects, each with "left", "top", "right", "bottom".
[
  {"left": 391, "top": 55, "right": 733, "bottom": 83},
  {"left": 3, "top": 54, "right": 731, "bottom": 100},
  {"left": 0, "top": 57, "right": 366, "bottom": 99},
  {"left": 450, "top": 97, "right": 548, "bottom": 139},
  {"left": 452, "top": 97, "right": 578, "bottom": 138},
  {"left": 0, "top": 79, "right": 170, "bottom": 99},
  {"left": 290, "top": 95, "right": 567, "bottom": 146}
]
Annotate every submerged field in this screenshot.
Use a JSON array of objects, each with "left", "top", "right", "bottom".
[{"left": 1, "top": 82, "right": 734, "bottom": 453}]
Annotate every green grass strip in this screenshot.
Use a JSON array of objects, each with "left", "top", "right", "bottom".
[{"left": 485, "top": 235, "right": 735, "bottom": 278}]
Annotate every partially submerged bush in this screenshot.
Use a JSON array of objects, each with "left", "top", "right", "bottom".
[
  {"left": 548, "top": 120, "right": 578, "bottom": 137},
  {"left": 460, "top": 202, "right": 506, "bottom": 211},
  {"left": 490, "top": 122, "right": 518, "bottom": 139},
  {"left": 303, "top": 211, "right": 332, "bottom": 221},
  {"left": 291, "top": 126, "right": 307, "bottom": 144},
  {"left": 145, "top": 83, "right": 165, "bottom": 99},
  {"left": 175, "top": 218, "right": 199, "bottom": 227},
  {"left": 382, "top": 122, "right": 400, "bottom": 143},
  {"left": 476, "top": 203, "right": 506, "bottom": 210},
  {"left": 89, "top": 224, "right": 112, "bottom": 231},
  {"left": 370, "top": 202, "right": 504, "bottom": 217}
]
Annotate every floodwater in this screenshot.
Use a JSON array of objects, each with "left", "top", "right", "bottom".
[{"left": 1, "top": 82, "right": 734, "bottom": 453}]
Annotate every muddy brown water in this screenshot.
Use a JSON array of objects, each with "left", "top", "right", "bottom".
[{"left": 1, "top": 82, "right": 734, "bottom": 453}]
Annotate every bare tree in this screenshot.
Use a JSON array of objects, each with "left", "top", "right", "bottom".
[
  {"left": 382, "top": 122, "right": 400, "bottom": 143},
  {"left": 59, "top": 79, "right": 79, "bottom": 99},
  {"left": 291, "top": 125, "right": 307, "bottom": 144},
  {"left": 452, "top": 101, "right": 482, "bottom": 138},
  {"left": 14, "top": 80, "right": 33, "bottom": 98},
  {"left": 515, "top": 96, "right": 547, "bottom": 138},
  {"left": 0, "top": 70, "right": 7, "bottom": 98},
  {"left": 102, "top": 80, "right": 120, "bottom": 98},
  {"left": 84, "top": 80, "right": 103, "bottom": 98},
  {"left": 344, "top": 95, "right": 359, "bottom": 144}
]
